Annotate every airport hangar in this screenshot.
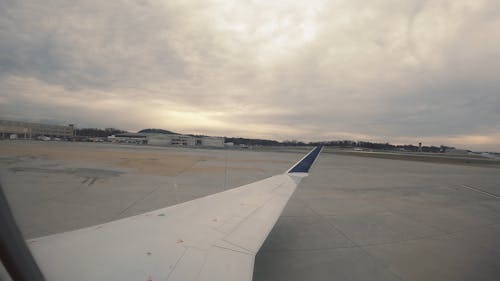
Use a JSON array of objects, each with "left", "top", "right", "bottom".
[{"left": 111, "top": 133, "right": 224, "bottom": 147}]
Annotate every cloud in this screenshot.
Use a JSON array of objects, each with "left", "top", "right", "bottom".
[{"left": 1, "top": 0, "right": 499, "bottom": 150}]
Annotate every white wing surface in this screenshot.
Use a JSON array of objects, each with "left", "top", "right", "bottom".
[{"left": 26, "top": 146, "right": 322, "bottom": 281}]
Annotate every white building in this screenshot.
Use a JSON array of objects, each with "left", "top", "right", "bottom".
[
  {"left": 108, "top": 133, "right": 224, "bottom": 147},
  {"left": 147, "top": 134, "right": 194, "bottom": 146},
  {"left": 198, "top": 136, "right": 224, "bottom": 147},
  {"left": 0, "top": 120, "right": 74, "bottom": 139},
  {"left": 113, "top": 133, "right": 148, "bottom": 144},
  {"left": 120, "top": 133, "right": 224, "bottom": 147}
]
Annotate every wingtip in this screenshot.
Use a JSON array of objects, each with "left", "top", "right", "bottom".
[{"left": 287, "top": 146, "right": 323, "bottom": 174}]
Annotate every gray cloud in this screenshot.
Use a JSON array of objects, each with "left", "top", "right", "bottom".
[
  {"left": 1, "top": 0, "right": 499, "bottom": 150},
  {"left": 0, "top": 0, "right": 188, "bottom": 90}
]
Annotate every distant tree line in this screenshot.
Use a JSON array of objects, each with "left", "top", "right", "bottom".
[
  {"left": 319, "top": 140, "right": 455, "bottom": 153},
  {"left": 226, "top": 137, "right": 455, "bottom": 153},
  {"left": 73, "top": 127, "right": 454, "bottom": 153},
  {"left": 138, "top": 128, "right": 178, "bottom": 135},
  {"left": 224, "top": 137, "right": 281, "bottom": 146}
]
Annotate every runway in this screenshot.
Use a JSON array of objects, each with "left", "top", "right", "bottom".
[
  {"left": 256, "top": 150, "right": 500, "bottom": 281},
  {"left": 1, "top": 142, "right": 499, "bottom": 280}
]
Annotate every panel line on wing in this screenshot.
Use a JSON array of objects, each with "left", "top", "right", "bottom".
[
  {"left": 212, "top": 244, "right": 254, "bottom": 256},
  {"left": 165, "top": 247, "right": 188, "bottom": 281},
  {"left": 221, "top": 237, "right": 255, "bottom": 254}
]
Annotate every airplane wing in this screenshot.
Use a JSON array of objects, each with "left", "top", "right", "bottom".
[{"left": 2, "top": 146, "right": 322, "bottom": 281}]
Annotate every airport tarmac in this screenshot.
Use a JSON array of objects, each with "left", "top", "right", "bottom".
[{"left": 1, "top": 141, "right": 500, "bottom": 281}]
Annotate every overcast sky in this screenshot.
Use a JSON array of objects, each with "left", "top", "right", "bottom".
[{"left": 1, "top": 0, "right": 499, "bottom": 150}]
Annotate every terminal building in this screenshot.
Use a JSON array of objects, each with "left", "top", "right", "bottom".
[
  {"left": 0, "top": 119, "right": 224, "bottom": 147},
  {"left": 0, "top": 120, "right": 74, "bottom": 139},
  {"left": 113, "top": 133, "right": 224, "bottom": 147}
]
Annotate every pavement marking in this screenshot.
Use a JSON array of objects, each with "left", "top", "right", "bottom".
[{"left": 460, "top": 184, "right": 500, "bottom": 199}]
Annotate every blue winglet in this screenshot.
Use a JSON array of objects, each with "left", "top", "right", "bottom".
[{"left": 287, "top": 146, "right": 323, "bottom": 173}]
